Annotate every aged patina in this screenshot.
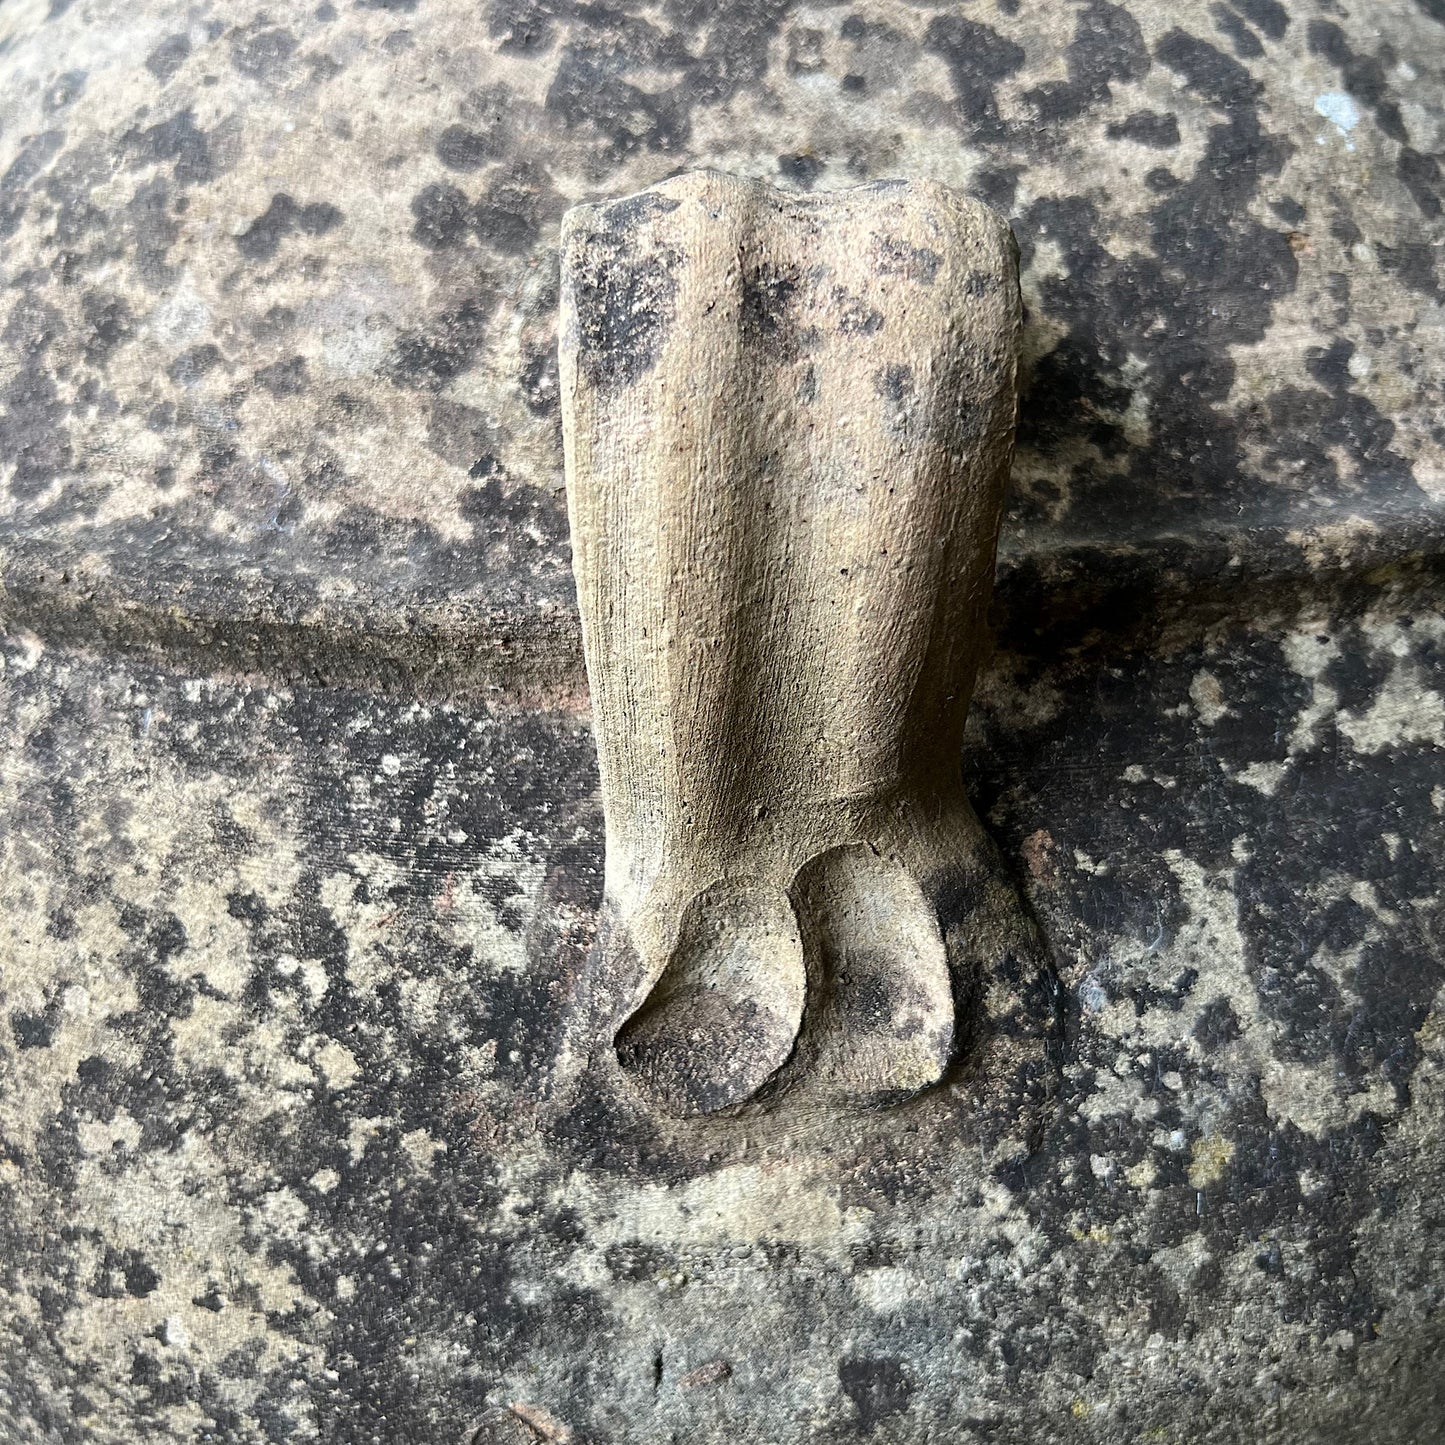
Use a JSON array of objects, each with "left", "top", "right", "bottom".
[
  {"left": 0, "top": 0, "right": 1442, "bottom": 1441},
  {"left": 562, "top": 172, "right": 1025, "bottom": 1116}
]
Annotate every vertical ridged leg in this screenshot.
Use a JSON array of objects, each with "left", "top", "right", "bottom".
[{"left": 560, "top": 172, "right": 1021, "bottom": 1115}]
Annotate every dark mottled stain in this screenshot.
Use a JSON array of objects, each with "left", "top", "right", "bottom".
[
  {"left": 836, "top": 291, "right": 883, "bottom": 335},
  {"left": 601, "top": 190, "right": 680, "bottom": 230},
  {"left": 1, "top": 4, "right": 1444, "bottom": 1439},
  {"left": 1232, "top": 0, "right": 1290, "bottom": 37},
  {"left": 1194, "top": 997, "right": 1243, "bottom": 1050},
  {"left": 1027, "top": 0, "right": 1150, "bottom": 124},
  {"left": 839, "top": 1357, "right": 914, "bottom": 1432},
  {"left": 426, "top": 397, "right": 498, "bottom": 473},
  {"left": 460, "top": 475, "right": 569, "bottom": 563},
  {"left": 411, "top": 181, "right": 473, "bottom": 249},
  {"left": 546, "top": 24, "right": 692, "bottom": 161},
  {"left": 1211, "top": 2, "right": 1265, "bottom": 58},
  {"left": 1397, "top": 148, "right": 1443, "bottom": 221},
  {"left": 922, "top": 15, "right": 1026, "bottom": 141},
  {"left": 146, "top": 33, "right": 192, "bottom": 81},
  {"left": 739, "top": 260, "right": 801, "bottom": 351},
  {"left": 1376, "top": 241, "right": 1444, "bottom": 300},
  {"left": 1106, "top": 109, "right": 1181, "bottom": 146},
  {"left": 1156, "top": 28, "right": 1260, "bottom": 106},
  {"left": 235, "top": 192, "right": 344, "bottom": 261},
  {"left": 1307, "top": 21, "right": 1409, "bottom": 145},
  {"left": 777, "top": 152, "right": 824, "bottom": 189},
  {"left": 253, "top": 355, "right": 308, "bottom": 396},
  {"left": 391, "top": 292, "right": 495, "bottom": 387},
  {"left": 475, "top": 167, "right": 543, "bottom": 254},
  {"left": 229, "top": 25, "right": 298, "bottom": 80},
  {"left": 486, "top": 0, "right": 556, "bottom": 55},
  {"left": 873, "top": 362, "right": 911, "bottom": 404},
  {"left": 568, "top": 209, "right": 678, "bottom": 392},
  {"left": 0, "top": 295, "right": 70, "bottom": 498},
  {"left": 11, "top": 1006, "right": 58, "bottom": 1050},
  {"left": 167, "top": 344, "right": 222, "bottom": 385},
  {"left": 126, "top": 108, "right": 218, "bottom": 187},
  {"left": 0, "top": 130, "right": 64, "bottom": 238},
  {"left": 971, "top": 165, "right": 1022, "bottom": 214},
  {"left": 79, "top": 292, "right": 133, "bottom": 365},
  {"left": 875, "top": 237, "right": 941, "bottom": 284},
  {"left": 436, "top": 123, "right": 504, "bottom": 171},
  {"left": 840, "top": 15, "right": 905, "bottom": 45}
]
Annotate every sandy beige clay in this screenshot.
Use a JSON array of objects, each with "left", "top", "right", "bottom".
[{"left": 561, "top": 172, "right": 1022, "bottom": 1116}]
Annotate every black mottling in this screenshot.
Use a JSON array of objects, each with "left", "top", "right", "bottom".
[
  {"left": 411, "top": 182, "right": 473, "bottom": 249},
  {"left": 1107, "top": 110, "right": 1181, "bottom": 147},
  {"left": 740, "top": 261, "right": 801, "bottom": 349},
  {"left": 146, "top": 33, "right": 192, "bottom": 81},
  {"left": 80, "top": 292, "right": 133, "bottom": 365},
  {"left": 235, "top": 193, "right": 344, "bottom": 262},
  {"left": 1306, "top": 21, "right": 1409, "bottom": 145},
  {"left": 569, "top": 211, "right": 678, "bottom": 392},
  {"left": 253, "top": 356, "right": 308, "bottom": 396},
  {"left": 1156, "top": 28, "right": 1261, "bottom": 107},
  {"left": 874, "top": 362, "right": 912, "bottom": 404},
  {"left": 12, "top": 1005, "right": 58, "bottom": 1050},
  {"left": 923, "top": 15, "right": 1026, "bottom": 142},
  {"left": 1376, "top": 241, "right": 1443, "bottom": 300},
  {"left": 0, "top": 295, "right": 71, "bottom": 497},
  {"left": 778, "top": 153, "right": 824, "bottom": 190},
  {"left": 229, "top": 26, "right": 298, "bottom": 81},
  {"left": 839, "top": 1357, "right": 915, "bottom": 1432},
  {"left": 474, "top": 167, "right": 543, "bottom": 254},
  {"left": 1397, "top": 148, "right": 1443, "bottom": 221},
  {"left": 1211, "top": 2, "right": 1265, "bottom": 58},
  {"left": 546, "top": 26, "right": 692, "bottom": 161},
  {"left": 168, "top": 343, "right": 222, "bottom": 386},
  {"left": 436, "top": 123, "right": 504, "bottom": 171},
  {"left": 835, "top": 290, "right": 883, "bottom": 336},
  {"left": 0, "top": 128, "right": 59, "bottom": 236},
  {"left": 1027, "top": 1, "right": 1150, "bottom": 125},
  {"left": 127, "top": 108, "right": 217, "bottom": 188},
  {"left": 1232, "top": 0, "right": 1290, "bottom": 38},
  {"left": 875, "top": 237, "right": 942, "bottom": 283},
  {"left": 391, "top": 292, "right": 495, "bottom": 388}
]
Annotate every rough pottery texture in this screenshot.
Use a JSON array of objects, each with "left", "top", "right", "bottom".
[
  {"left": 1, "top": 0, "right": 1444, "bottom": 1442},
  {"left": 561, "top": 173, "right": 1023, "bottom": 1115}
]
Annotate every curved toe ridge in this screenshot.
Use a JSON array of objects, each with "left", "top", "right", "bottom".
[
  {"left": 614, "top": 880, "right": 806, "bottom": 1116},
  {"left": 788, "top": 843, "right": 955, "bottom": 1105}
]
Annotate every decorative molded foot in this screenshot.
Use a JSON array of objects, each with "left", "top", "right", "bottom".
[{"left": 560, "top": 171, "right": 1022, "bottom": 1115}]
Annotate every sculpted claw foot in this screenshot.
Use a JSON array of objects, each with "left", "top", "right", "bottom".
[{"left": 560, "top": 171, "right": 1022, "bottom": 1116}]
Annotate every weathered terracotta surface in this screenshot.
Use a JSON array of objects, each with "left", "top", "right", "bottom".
[
  {"left": 1, "top": 0, "right": 1443, "bottom": 1441},
  {"left": 562, "top": 173, "right": 1023, "bottom": 1115}
]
